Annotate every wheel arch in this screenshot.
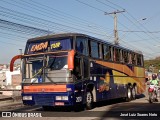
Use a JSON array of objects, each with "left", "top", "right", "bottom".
[{"left": 85, "top": 83, "right": 96, "bottom": 102}]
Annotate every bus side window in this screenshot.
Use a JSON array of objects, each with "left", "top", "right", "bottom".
[
  {"left": 99, "top": 43, "right": 103, "bottom": 59},
  {"left": 132, "top": 53, "right": 137, "bottom": 65},
  {"left": 76, "top": 37, "right": 88, "bottom": 56},
  {"left": 120, "top": 49, "right": 124, "bottom": 63},
  {"left": 110, "top": 46, "right": 113, "bottom": 61},
  {"left": 103, "top": 45, "right": 110, "bottom": 61},
  {"left": 137, "top": 54, "right": 142, "bottom": 66},
  {"left": 135, "top": 54, "right": 137, "bottom": 65},
  {"left": 90, "top": 41, "right": 99, "bottom": 58},
  {"left": 123, "top": 51, "right": 129, "bottom": 63},
  {"left": 114, "top": 48, "right": 120, "bottom": 62},
  {"left": 141, "top": 55, "right": 144, "bottom": 66},
  {"left": 113, "top": 47, "right": 116, "bottom": 61},
  {"left": 128, "top": 52, "right": 132, "bottom": 64}
]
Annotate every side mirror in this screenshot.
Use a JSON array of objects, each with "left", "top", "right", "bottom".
[
  {"left": 10, "top": 55, "right": 23, "bottom": 72},
  {"left": 68, "top": 50, "right": 75, "bottom": 70}
]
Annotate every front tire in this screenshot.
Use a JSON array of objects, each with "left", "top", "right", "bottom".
[
  {"left": 86, "top": 91, "right": 93, "bottom": 110},
  {"left": 149, "top": 92, "right": 153, "bottom": 103}
]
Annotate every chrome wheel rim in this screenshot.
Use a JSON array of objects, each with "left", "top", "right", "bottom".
[
  {"left": 128, "top": 89, "right": 131, "bottom": 99},
  {"left": 132, "top": 88, "right": 136, "bottom": 98},
  {"left": 87, "top": 92, "right": 92, "bottom": 104}
]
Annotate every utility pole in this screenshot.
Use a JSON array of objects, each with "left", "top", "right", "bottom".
[{"left": 105, "top": 10, "right": 125, "bottom": 45}]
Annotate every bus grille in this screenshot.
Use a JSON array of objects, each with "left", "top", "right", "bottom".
[{"left": 34, "top": 95, "right": 54, "bottom": 106}]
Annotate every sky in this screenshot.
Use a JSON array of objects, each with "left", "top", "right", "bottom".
[{"left": 0, "top": 0, "right": 160, "bottom": 64}]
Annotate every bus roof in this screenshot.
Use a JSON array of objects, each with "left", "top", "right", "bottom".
[
  {"left": 27, "top": 33, "right": 143, "bottom": 55},
  {"left": 27, "top": 33, "right": 84, "bottom": 42}
]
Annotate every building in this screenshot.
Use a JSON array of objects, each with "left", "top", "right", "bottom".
[
  {"left": 0, "top": 64, "right": 21, "bottom": 89},
  {"left": 5, "top": 70, "right": 21, "bottom": 86},
  {"left": 0, "top": 71, "right": 6, "bottom": 87}
]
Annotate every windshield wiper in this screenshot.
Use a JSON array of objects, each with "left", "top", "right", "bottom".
[
  {"left": 30, "top": 57, "right": 58, "bottom": 84},
  {"left": 30, "top": 66, "right": 44, "bottom": 84},
  {"left": 49, "top": 57, "right": 56, "bottom": 70}
]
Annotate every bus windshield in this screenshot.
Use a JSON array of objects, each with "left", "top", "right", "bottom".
[{"left": 22, "top": 53, "right": 71, "bottom": 83}]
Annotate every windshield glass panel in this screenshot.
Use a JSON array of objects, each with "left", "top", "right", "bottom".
[
  {"left": 22, "top": 53, "right": 71, "bottom": 83},
  {"left": 48, "top": 55, "right": 67, "bottom": 70}
]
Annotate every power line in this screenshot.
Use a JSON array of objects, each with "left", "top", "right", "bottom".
[
  {"left": 97, "top": 0, "right": 160, "bottom": 59},
  {"left": 105, "top": 0, "right": 125, "bottom": 10},
  {"left": 0, "top": 0, "right": 158, "bottom": 59},
  {"left": 0, "top": 19, "right": 51, "bottom": 34},
  {"left": 0, "top": 1, "right": 113, "bottom": 38},
  {"left": 29, "top": 0, "right": 112, "bottom": 32},
  {"left": 75, "top": 0, "right": 156, "bottom": 57},
  {"left": 106, "top": 0, "right": 160, "bottom": 42},
  {"left": 75, "top": 0, "right": 105, "bottom": 12},
  {"left": 18, "top": 0, "right": 113, "bottom": 37},
  {"left": 118, "top": 30, "right": 160, "bottom": 33},
  {"left": 0, "top": 5, "right": 114, "bottom": 40},
  {"left": 95, "top": 0, "right": 156, "bottom": 55},
  {"left": 96, "top": 0, "right": 122, "bottom": 11}
]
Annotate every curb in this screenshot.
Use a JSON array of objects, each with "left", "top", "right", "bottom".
[
  {"left": 0, "top": 97, "right": 13, "bottom": 102},
  {"left": 0, "top": 96, "right": 23, "bottom": 109},
  {"left": 0, "top": 100, "right": 23, "bottom": 110}
]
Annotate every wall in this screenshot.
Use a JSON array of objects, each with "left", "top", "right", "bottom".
[{"left": 5, "top": 70, "right": 20, "bottom": 86}]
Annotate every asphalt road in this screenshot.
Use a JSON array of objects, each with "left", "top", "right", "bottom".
[{"left": 0, "top": 94, "right": 160, "bottom": 120}]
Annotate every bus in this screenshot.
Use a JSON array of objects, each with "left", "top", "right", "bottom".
[{"left": 10, "top": 33, "right": 145, "bottom": 110}]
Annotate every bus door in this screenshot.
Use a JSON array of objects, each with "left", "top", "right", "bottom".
[
  {"left": 73, "top": 56, "right": 83, "bottom": 103},
  {"left": 73, "top": 56, "right": 89, "bottom": 103}
]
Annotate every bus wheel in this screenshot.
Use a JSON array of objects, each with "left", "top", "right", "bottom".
[
  {"left": 125, "top": 86, "right": 132, "bottom": 102},
  {"left": 132, "top": 86, "right": 136, "bottom": 100},
  {"left": 86, "top": 91, "right": 93, "bottom": 110}
]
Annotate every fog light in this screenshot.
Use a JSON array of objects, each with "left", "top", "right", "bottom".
[
  {"left": 23, "top": 96, "right": 32, "bottom": 100},
  {"left": 55, "top": 96, "right": 68, "bottom": 100}
]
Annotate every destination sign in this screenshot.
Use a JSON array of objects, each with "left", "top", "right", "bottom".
[
  {"left": 50, "top": 39, "right": 71, "bottom": 51},
  {"left": 28, "top": 41, "right": 48, "bottom": 54},
  {"left": 27, "top": 38, "right": 71, "bottom": 54}
]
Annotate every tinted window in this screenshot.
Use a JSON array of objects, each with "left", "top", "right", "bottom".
[
  {"left": 103, "top": 45, "right": 112, "bottom": 61},
  {"left": 90, "top": 41, "right": 99, "bottom": 58},
  {"left": 76, "top": 37, "right": 88, "bottom": 56},
  {"left": 123, "top": 51, "right": 129, "bottom": 63},
  {"left": 131, "top": 53, "right": 137, "bottom": 65},
  {"left": 137, "top": 54, "right": 143, "bottom": 66},
  {"left": 48, "top": 56, "right": 67, "bottom": 70},
  {"left": 99, "top": 44, "right": 103, "bottom": 59},
  {"left": 114, "top": 48, "right": 120, "bottom": 62}
]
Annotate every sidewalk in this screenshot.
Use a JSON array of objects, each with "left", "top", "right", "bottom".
[
  {"left": 0, "top": 94, "right": 23, "bottom": 109},
  {"left": 0, "top": 94, "right": 12, "bottom": 101}
]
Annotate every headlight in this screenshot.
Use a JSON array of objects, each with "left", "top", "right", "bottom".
[
  {"left": 23, "top": 96, "right": 32, "bottom": 100},
  {"left": 55, "top": 96, "right": 68, "bottom": 100}
]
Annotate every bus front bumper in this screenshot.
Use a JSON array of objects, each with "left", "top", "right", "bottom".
[{"left": 22, "top": 93, "right": 75, "bottom": 106}]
